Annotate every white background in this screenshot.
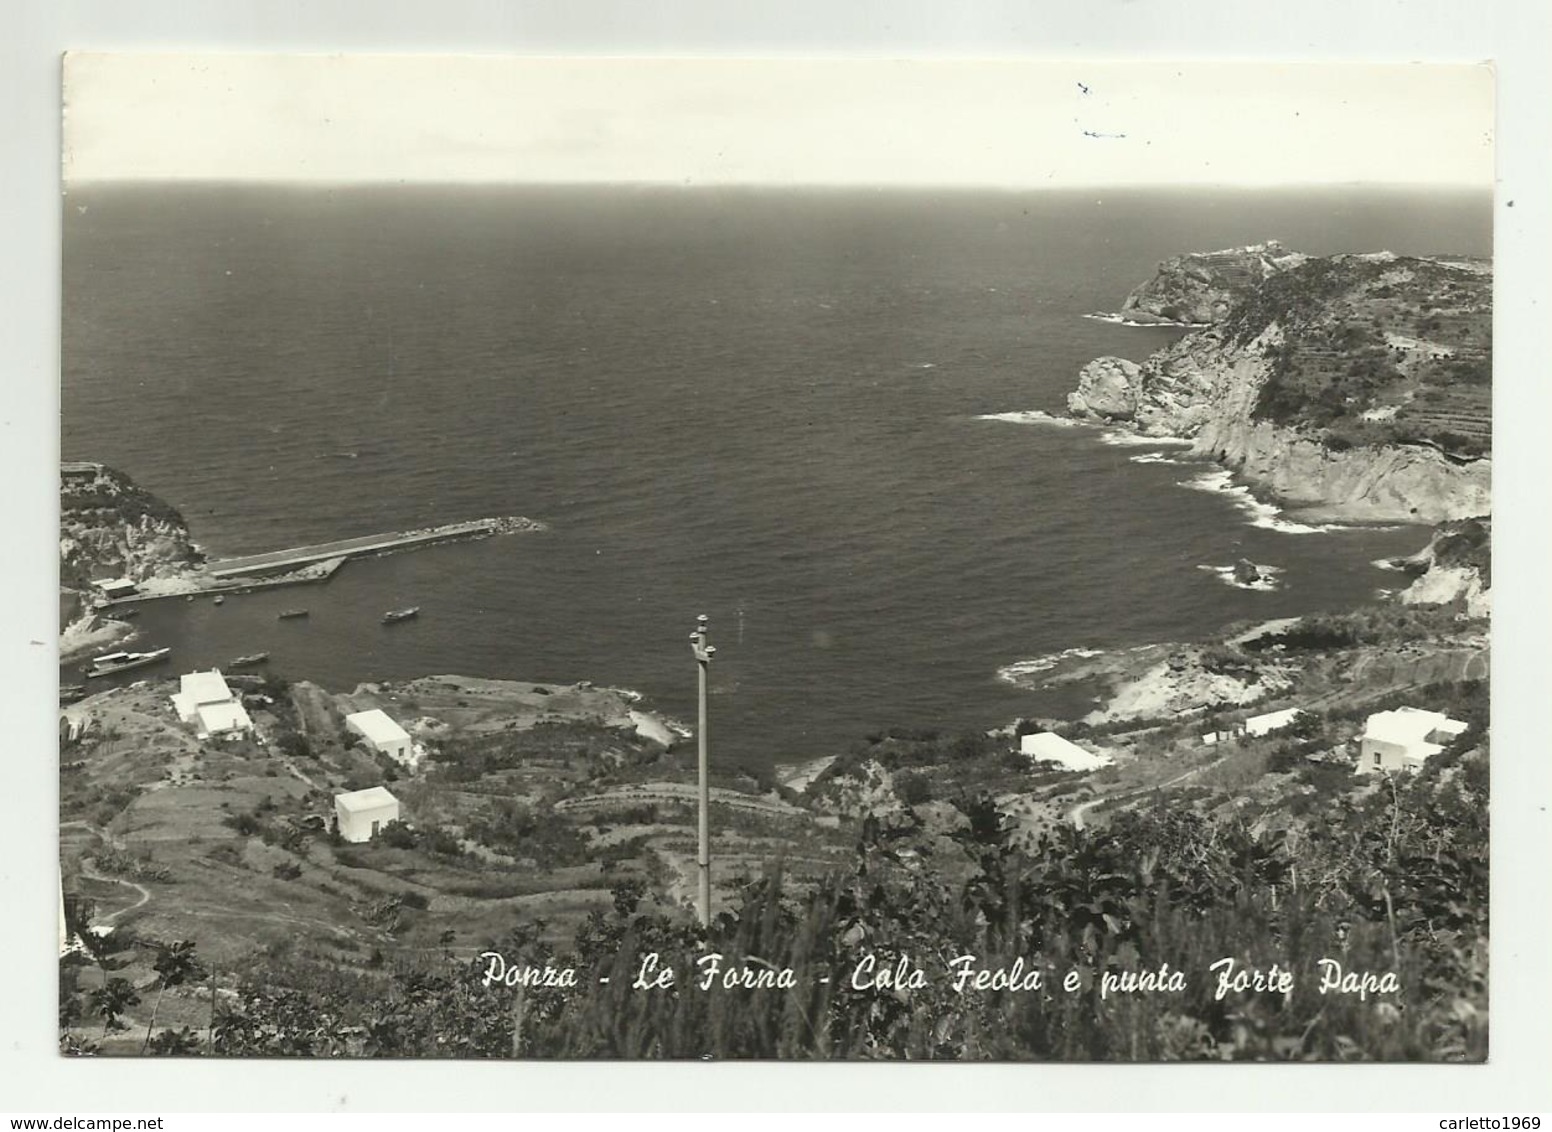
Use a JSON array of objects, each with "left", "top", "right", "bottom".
[{"left": 3, "top": 0, "right": 1549, "bottom": 1114}]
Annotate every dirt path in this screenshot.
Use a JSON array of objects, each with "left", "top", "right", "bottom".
[
  {"left": 276, "top": 752, "right": 320, "bottom": 790},
  {"left": 555, "top": 782, "right": 804, "bottom": 818},
  {"left": 1067, "top": 750, "right": 1228, "bottom": 832},
  {"left": 78, "top": 859, "right": 152, "bottom": 925},
  {"left": 290, "top": 683, "right": 337, "bottom": 740}
]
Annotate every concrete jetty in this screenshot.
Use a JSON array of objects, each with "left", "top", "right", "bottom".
[
  {"left": 91, "top": 516, "right": 539, "bottom": 609},
  {"left": 206, "top": 519, "right": 502, "bottom": 580}
]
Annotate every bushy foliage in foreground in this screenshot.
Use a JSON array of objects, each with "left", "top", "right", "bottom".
[
  {"left": 60, "top": 726, "right": 1485, "bottom": 1060},
  {"left": 158, "top": 742, "right": 1487, "bottom": 1062}
]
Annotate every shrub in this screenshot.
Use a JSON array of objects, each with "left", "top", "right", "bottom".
[
  {"left": 275, "top": 732, "right": 311, "bottom": 760},
  {"left": 895, "top": 771, "right": 934, "bottom": 806},
  {"left": 223, "top": 812, "right": 262, "bottom": 837}
]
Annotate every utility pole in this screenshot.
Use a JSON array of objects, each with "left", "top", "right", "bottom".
[{"left": 690, "top": 613, "right": 715, "bottom": 927}]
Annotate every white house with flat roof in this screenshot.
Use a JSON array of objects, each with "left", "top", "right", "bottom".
[
  {"left": 1203, "top": 706, "right": 1306, "bottom": 745},
  {"left": 91, "top": 577, "right": 138, "bottom": 600},
  {"left": 1244, "top": 707, "right": 1304, "bottom": 737},
  {"left": 1020, "top": 731, "right": 1113, "bottom": 772},
  {"left": 345, "top": 709, "right": 414, "bottom": 766},
  {"left": 334, "top": 786, "right": 401, "bottom": 843},
  {"left": 1358, "top": 707, "right": 1469, "bottom": 775},
  {"left": 171, "top": 670, "right": 252, "bottom": 740}
]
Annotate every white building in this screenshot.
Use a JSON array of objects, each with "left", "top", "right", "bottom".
[
  {"left": 345, "top": 709, "right": 415, "bottom": 767},
  {"left": 334, "top": 786, "right": 401, "bottom": 843},
  {"left": 1020, "top": 731, "right": 1113, "bottom": 772},
  {"left": 171, "top": 670, "right": 253, "bottom": 740},
  {"left": 1244, "top": 708, "right": 1305, "bottom": 737},
  {"left": 91, "top": 577, "right": 138, "bottom": 600},
  {"left": 1203, "top": 707, "right": 1305, "bottom": 745},
  {"left": 60, "top": 710, "right": 89, "bottom": 745},
  {"left": 1358, "top": 707, "right": 1470, "bottom": 775}
]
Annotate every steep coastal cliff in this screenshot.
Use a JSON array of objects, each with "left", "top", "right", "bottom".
[
  {"left": 60, "top": 462, "right": 203, "bottom": 593},
  {"left": 1069, "top": 249, "right": 1492, "bottom": 523},
  {"left": 59, "top": 462, "right": 204, "bottom": 649}
]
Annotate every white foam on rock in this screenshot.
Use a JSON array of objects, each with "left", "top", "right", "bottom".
[
  {"left": 1177, "top": 469, "right": 1339, "bottom": 535},
  {"left": 975, "top": 410, "right": 1088, "bottom": 427},
  {"left": 1100, "top": 430, "right": 1194, "bottom": 448},
  {"left": 996, "top": 646, "right": 1104, "bottom": 685},
  {"left": 1196, "top": 563, "right": 1285, "bottom": 592}
]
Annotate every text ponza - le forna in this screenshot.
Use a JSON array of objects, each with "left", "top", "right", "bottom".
[{"left": 479, "top": 951, "right": 1401, "bottom": 1002}]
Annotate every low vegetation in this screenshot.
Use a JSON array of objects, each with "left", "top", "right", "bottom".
[
  {"left": 67, "top": 728, "right": 1484, "bottom": 1059},
  {"left": 1224, "top": 256, "right": 1491, "bottom": 458}
]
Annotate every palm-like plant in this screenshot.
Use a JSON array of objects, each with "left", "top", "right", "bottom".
[
  {"left": 141, "top": 940, "right": 205, "bottom": 1053},
  {"left": 88, "top": 977, "right": 140, "bottom": 1038},
  {"left": 147, "top": 1026, "right": 202, "bottom": 1056}
]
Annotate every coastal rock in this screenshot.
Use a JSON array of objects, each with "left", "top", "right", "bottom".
[
  {"left": 1086, "top": 652, "right": 1294, "bottom": 725},
  {"left": 1395, "top": 517, "right": 1491, "bottom": 617},
  {"left": 1232, "top": 559, "right": 1262, "bottom": 586},
  {"left": 1120, "top": 241, "right": 1307, "bottom": 325},
  {"left": 59, "top": 462, "right": 203, "bottom": 595},
  {"left": 1067, "top": 251, "right": 1493, "bottom": 523},
  {"left": 812, "top": 758, "right": 905, "bottom": 819},
  {"left": 628, "top": 710, "right": 676, "bottom": 747},
  {"left": 1193, "top": 413, "right": 1491, "bottom": 524},
  {"left": 1401, "top": 565, "right": 1490, "bottom": 617},
  {"left": 1067, "top": 356, "right": 1143, "bottom": 420}
]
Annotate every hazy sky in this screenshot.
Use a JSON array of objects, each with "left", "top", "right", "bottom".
[{"left": 62, "top": 55, "right": 1493, "bottom": 187}]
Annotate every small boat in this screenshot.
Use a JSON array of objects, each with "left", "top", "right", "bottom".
[
  {"left": 381, "top": 606, "right": 421, "bottom": 625},
  {"left": 86, "top": 647, "right": 171, "bottom": 678},
  {"left": 228, "top": 652, "right": 270, "bottom": 668},
  {"left": 213, "top": 595, "right": 225, "bottom": 605},
  {"left": 278, "top": 609, "right": 310, "bottom": 620},
  {"left": 115, "top": 609, "right": 141, "bottom": 620},
  {"left": 60, "top": 684, "right": 88, "bottom": 703}
]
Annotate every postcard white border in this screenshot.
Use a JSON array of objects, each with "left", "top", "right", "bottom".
[{"left": 5, "top": 0, "right": 1550, "bottom": 1114}]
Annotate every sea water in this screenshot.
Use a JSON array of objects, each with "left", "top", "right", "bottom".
[{"left": 61, "top": 184, "right": 1490, "bottom": 770}]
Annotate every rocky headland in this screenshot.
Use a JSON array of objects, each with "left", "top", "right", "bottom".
[
  {"left": 1112, "top": 240, "right": 1308, "bottom": 326},
  {"left": 59, "top": 463, "right": 204, "bottom": 660},
  {"left": 1069, "top": 248, "right": 1492, "bottom": 524},
  {"left": 1386, "top": 516, "right": 1492, "bottom": 618},
  {"left": 60, "top": 463, "right": 203, "bottom": 599}
]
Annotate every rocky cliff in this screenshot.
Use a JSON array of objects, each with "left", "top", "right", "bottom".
[
  {"left": 1069, "top": 250, "right": 1492, "bottom": 523},
  {"left": 1118, "top": 241, "right": 1307, "bottom": 325},
  {"left": 59, "top": 462, "right": 203, "bottom": 595},
  {"left": 1391, "top": 517, "right": 1491, "bottom": 617}
]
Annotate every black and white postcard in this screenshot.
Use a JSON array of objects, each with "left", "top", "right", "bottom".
[{"left": 55, "top": 55, "right": 1495, "bottom": 1062}]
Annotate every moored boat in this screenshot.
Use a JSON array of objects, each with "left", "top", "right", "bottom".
[
  {"left": 228, "top": 652, "right": 270, "bottom": 668},
  {"left": 278, "top": 609, "right": 310, "bottom": 620},
  {"left": 86, "top": 647, "right": 171, "bottom": 678},
  {"left": 381, "top": 606, "right": 420, "bottom": 625}
]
